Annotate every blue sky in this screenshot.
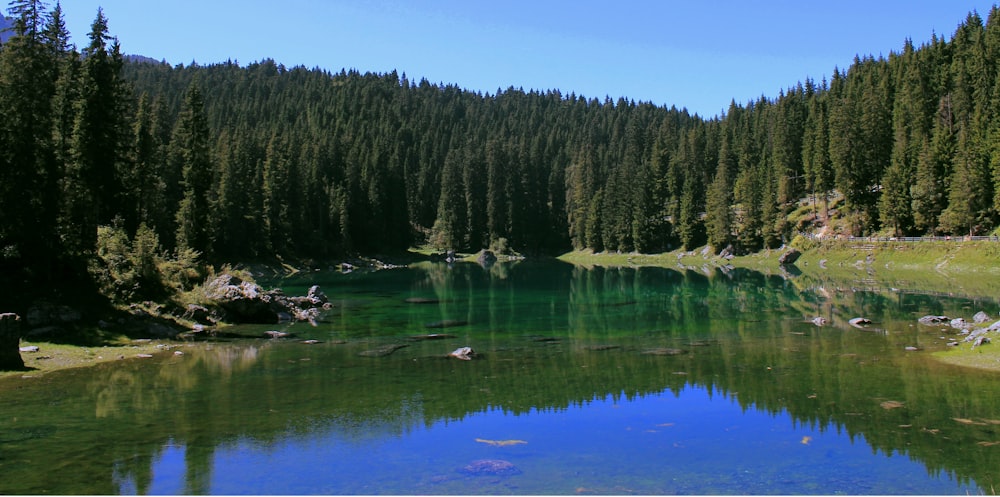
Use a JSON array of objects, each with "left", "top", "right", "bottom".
[{"left": 55, "top": 1, "right": 997, "bottom": 118}]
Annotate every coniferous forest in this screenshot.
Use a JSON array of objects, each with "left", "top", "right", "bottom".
[{"left": 4, "top": 3, "right": 1000, "bottom": 310}]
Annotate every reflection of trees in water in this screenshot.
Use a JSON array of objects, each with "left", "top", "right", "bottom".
[{"left": 6, "top": 262, "right": 1000, "bottom": 493}]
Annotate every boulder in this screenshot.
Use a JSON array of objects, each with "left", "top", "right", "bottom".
[
  {"left": 950, "top": 318, "right": 974, "bottom": 330},
  {"left": 203, "top": 273, "right": 331, "bottom": 325},
  {"left": 811, "top": 316, "right": 828, "bottom": 326},
  {"left": 449, "top": 346, "right": 475, "bottom": 360},
  {"left": 25, "top": 302, "right": 81, "bottom": 327},
  {"left": 974, "top": 311, "right": 991, "bottom": 324},
  {"left": 849, "top": 317, "right": 872, "bottom": 328},
  {"left": 718, "top": 244, "right": 735, "bottom": 259},
  {"left": 778, "top": 248, "right": 801, "bottom": 265},
  {"left": 477, "top": 250, "right": 497, "bottom": 267},
  {"left": 918, "top": 315, "right": 950, "bottom": 325},
  {"left": 181, "top": 304, "right": 214, "bottom": 325}
]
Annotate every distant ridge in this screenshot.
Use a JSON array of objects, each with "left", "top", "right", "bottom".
[
  {"left": 125, "top": 54, "right": 164, "bottom": 65},
  {"left": 0, "top": 18, "right": 161, "bottom": 64}
]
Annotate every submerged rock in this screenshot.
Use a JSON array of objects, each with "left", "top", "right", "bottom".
[
  {"left": 425, "top": 319, "right": 468, "bottom": 329},
  {"left": 405, "top": 297, "right": 440, "bottom": 304},
  {"left": 358, "top": 343, "right": 408, "bottom": 357},
  {"left": 584, "top": 344, "right": 621, "bottom": 351},
  {"left": 641, "top": 347, "right": 687, "bottom": 356},
  {"left": 408, "top": 333, "right": 457, "bottom": 341},
  {"left": 459, "top": 459, "right": 521, "bottom": 476}
]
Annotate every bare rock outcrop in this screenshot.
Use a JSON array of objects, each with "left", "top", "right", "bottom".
[{"left": 202, "top": 274, "right": 331, "bottom": 324}]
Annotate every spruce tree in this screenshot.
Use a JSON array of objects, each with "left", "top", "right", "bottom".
[
  {"left": 63, "top": 8, "right": 127, "bottom": 253},
  {"left": 173, "top": 82, "right": 214, "bottom": 255}
]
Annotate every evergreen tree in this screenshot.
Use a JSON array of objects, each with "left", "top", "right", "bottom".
[
  {"left": 705, "top": 133, "right": 734, "bottom": 250},
  {"left": 173, "top": 82, "right": 214, "bottom": 254},
  {"left": 430, "top": 147, "right": 467, "bottom": 250},
  {"left": 62, "top": 8, "right": 127, "bottom": 253},
  {"left": 0, "top": 0, "right": 59, "bottom": 278},
  {"left": 912, "top": 95, "right": 956, "bottom": 233}
]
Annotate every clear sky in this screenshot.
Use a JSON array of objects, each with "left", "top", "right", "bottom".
[{"left": 53, "top": 0, "right": 998, "bottom": 118}]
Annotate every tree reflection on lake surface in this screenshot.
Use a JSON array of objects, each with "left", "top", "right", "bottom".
[{"left": 1, "top": 260, "right": 999, "bottom": 494}]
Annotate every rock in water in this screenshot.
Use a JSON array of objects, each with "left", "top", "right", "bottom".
[
  {"left": 358, "top": 343, "right": 408, "bottom": 357},
  {"left": 476, "top": 250, "right": 497, "bottom": 267},
  {"left": 849, "top": 317, "right": 872, "bottom": 328},
  {"left": 460, "top": 459, "right": 521, "bottom": 476},
  {"left": 450, "top": 346, "right": 475, "bottom": 360},
  {"left": 918, "top": 315, "right": 949, "bottom": 325}
]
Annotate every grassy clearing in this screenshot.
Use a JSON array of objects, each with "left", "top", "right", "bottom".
[
  {"left": 4, "top": 334, "right": 182, "bottom": 380},
  {"left": 933, "top": 344, "right": 1000, "bottom": 372}
]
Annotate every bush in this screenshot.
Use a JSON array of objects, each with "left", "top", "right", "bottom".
[
  {"left": 92, "top": 220, "right": 175, "bottom": 303},
  {"left": 91, "top": 221, "right": 205, "bottom": 304},
  {"left": 157, "top": 247, "right": 204, "bottom": 293},
  {"left": 790, "top": 234, "right": 818, "bottom": 251},
  {"left": 490, "top": 237, "right": 511, "bottom": 255}
]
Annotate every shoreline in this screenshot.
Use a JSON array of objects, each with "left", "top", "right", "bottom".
[
  {"left": 558, "top": 241, "right": 1000, "bottom": 373},
  {"left": 6, "top": 241, "right": 1000, "bottom": 380}
]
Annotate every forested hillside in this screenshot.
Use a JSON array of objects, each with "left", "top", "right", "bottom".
[{"left": 3, "top": 3, "right": 1000, "bottom": 308}]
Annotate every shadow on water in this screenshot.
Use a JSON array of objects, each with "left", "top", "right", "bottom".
[{"left": 1, "top": 260, "right": 999, "bottom": 494}]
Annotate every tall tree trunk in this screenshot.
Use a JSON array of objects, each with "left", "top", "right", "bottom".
[{"left": 0, "top": 313, "right": 24, "bottom": 370}]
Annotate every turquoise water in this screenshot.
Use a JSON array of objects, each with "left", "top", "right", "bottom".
[{"left": 2, "top": 260, "right": 999, "bottom": 494}]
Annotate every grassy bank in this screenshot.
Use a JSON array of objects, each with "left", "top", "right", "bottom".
[
  {"left": 3, "top": 335, "right": 184, "bottom": 380},
  {"left": 559, "top": 240, "right": 1000, "bottom": 372},
  {"left": 6, "top": 240, "right": 999, "bottom": 380}
]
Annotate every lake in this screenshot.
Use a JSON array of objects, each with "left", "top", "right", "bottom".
[{"left": 2, "top": 259, "right": 1000, "bottom": 494}]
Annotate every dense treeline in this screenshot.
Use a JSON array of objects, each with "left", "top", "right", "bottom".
[{"left": 4, "top": 3, "right": 1000, "bottom": 306}]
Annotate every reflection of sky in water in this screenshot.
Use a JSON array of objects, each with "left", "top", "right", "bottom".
[{"left": 138, "top": 386, "right": 979, "bottom": 495}]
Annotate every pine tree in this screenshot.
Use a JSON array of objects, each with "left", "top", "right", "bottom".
[
  {"left": 0, "top": 0, "right": 58, "bottom": 275},
  {"left": 912, "top": 95, "right": 956, "bottom": 233},
  {"left": 62, "top": 8, "right": 127, "bottom": 253},
  {"left": 430, "top": 147, "right": 467, "bottom": 250},
  {"left": 705, "top": 133, "right": 734, "bottom": 251},
  {"left": 173, "top": 82, "right": 214, "bottom": 255},
  {"left": 260, "top": 133, "right": 292, "bottom": 255}
]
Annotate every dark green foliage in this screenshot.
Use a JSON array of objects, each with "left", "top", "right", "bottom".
[
  {"left": 8, "top": 3, "right": 1000, "bottom": 315},
  {"left": 173, "top": 82, "right": 213, "bottom": 254}
]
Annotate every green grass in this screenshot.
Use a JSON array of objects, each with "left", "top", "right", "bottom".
[{"left": 3, "top": 333, "right": 181, "bottom": 380}]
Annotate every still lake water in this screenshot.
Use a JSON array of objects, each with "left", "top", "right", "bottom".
[{"left": 3, "top": 260, "right": 1000, "bottom": 494}]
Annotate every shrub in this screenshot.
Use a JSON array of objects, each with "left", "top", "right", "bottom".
[{"left": 790, "top": 234, "right": 818, "bottom": 251}]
